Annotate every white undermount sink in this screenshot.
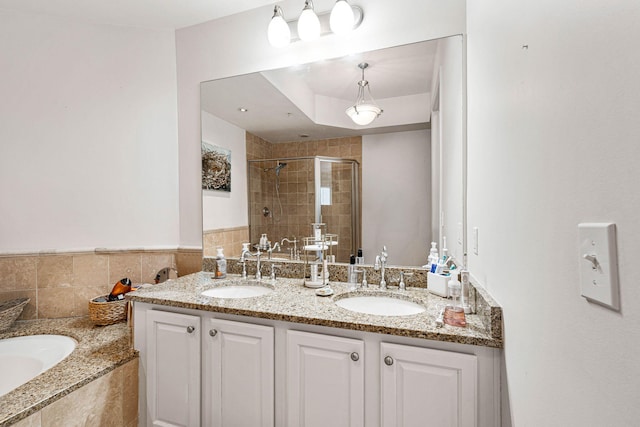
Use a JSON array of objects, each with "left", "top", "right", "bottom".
[
  {"left": 334, "top": 295, "right": 426, "bottom": 316},
  {"left": 201, "top": 282, "right": 273, "bottom": 299}
]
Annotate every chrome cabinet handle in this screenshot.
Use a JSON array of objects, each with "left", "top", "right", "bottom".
[
  {"left": 186, "top": 326, "right": 195, "bottom": 334},
  {"left": 350, "top": 352, "right": 360, "bottom": 362},
  {"left": 384, "top": 356, "right": 394, "bottom": 366},
  {"left": 209, "top": 329, "right": 218, "bottom": 337}
]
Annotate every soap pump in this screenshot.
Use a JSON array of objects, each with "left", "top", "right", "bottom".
[
  {"left": 215, "top": 247, "right": 227, "bottom": 279},
  {"left": 427, "top": 242, "right": 439, "bottom": 269},
  {"left": 443, "top": 272, "right": 466, "bottom": 327}
]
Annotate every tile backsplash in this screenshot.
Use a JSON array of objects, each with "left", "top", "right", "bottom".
[
  {"left": 0, "top": 248, "right": 202, "bottom": 320},
  {"left": 203, "top": 226, "right": 250, "bottom": 258}
]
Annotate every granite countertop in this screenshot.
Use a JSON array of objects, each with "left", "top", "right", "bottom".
[
  {"left": 128, "top": 272, "right": 503, "bottom": 349},
  {"left": 0, "top": 318, "right": 137, "bottom": 427}
]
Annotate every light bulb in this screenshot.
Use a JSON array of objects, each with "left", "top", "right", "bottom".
[
  {"left": 267, "top": 7, "right": 290, "bottom": 47},
  {"left": 330, "top": 0, "right": 354, "bottom": 35},
  {"left": 297, "top": 4, "right": 320, "bottom": 41}
]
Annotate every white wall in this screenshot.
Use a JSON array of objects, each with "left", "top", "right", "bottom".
[
  {"left": 201, "top": 111, "right": 247, "bottom": 231},
  {"left": 363, "top": 130, "right": 431, "bottom": 266},
  {"left": 466, "top": 1, "right": 640, "bottom": 425},
  {"left": 0, "top": 10, "right": 179, "bottom": 252},
  {"left": 176, "top": 0, "right": 466, "bottom": 247}
]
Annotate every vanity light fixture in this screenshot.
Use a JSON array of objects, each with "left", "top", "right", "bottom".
[
  {"left": 346, "top": 62, "right": 383, "bottom": 126},
  {"left": 267, "top": 0, "right": 363, "bottom": 48}
]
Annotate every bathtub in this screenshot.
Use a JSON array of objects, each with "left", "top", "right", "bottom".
[{"left": 0, "top": 334, "right": 76, "bottom": 397}]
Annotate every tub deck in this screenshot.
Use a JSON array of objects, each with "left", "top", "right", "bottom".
[{"left": 0, "top": 317, "right": 136, "bottom": 426}]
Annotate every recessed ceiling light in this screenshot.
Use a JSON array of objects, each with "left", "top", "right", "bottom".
[{"left": 238, "top": 107, "right": 248, "bottom": 112}]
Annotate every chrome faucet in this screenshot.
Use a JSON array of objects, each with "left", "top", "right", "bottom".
[
  {"left": 399, "top": 272, "right": 413, "bottom": 291},
  {"left": 374, "top": 246, "right": 388, "bottom": 289},
  {"left": 280, "top": 237, "right": 299, "bottom": 260},
  {"left": 240, "top": 248, "right": 262, "bottom": 280},
  {"left": 267, "top": 242, "right": 281, "bottom": 260},
  {"left": 240, "top": 246, "right": 251, "bottom": 278},
  {"left": 155, "top": 267, "right": 178, "bottom": 284},
  {"left": 270, "top": 264, "right": 281, "bottom": 281}
]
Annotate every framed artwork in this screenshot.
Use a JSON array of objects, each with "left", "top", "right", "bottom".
[{"left": 202, "top": 142, "right": 231, "bottom": 192}]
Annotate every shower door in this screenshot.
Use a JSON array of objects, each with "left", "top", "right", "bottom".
[
  {"left": 248, "top": 156, "right": 359, "bottom": 263},
  {"left": 314, "top": 157, "right": 360, "bottom": 263}
]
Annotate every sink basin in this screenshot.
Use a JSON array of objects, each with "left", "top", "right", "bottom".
[
  {"left": 201, "top": 282, "right": 273, "bottom": 299},
  {"left": 334, "top": 295, "right": 426, "bottom": 316}
]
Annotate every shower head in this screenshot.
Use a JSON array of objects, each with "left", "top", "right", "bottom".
[{"left": 275, "top": 163, "right": 287, "bottom": 175}]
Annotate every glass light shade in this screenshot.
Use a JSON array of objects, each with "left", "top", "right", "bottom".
[
  {"left": 346, "top": 104, "right": 381, "bottom": 126},
  {"left": 330, "top": 0, "right": 355, "bottom": 35},
  {"left": 268, "top": 15, "right": 291, "bottom": 47},
  {"left": 297, "top": 8, "right": 320, "bottom": 41}
]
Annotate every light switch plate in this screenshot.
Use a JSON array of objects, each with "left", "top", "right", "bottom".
[{"left": 578, "top": 223, "right": 620, "bottom": 310}]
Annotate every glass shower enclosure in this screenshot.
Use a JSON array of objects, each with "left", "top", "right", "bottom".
[{"left": 247, "top": 156, "right": 360, "bottom": 263}]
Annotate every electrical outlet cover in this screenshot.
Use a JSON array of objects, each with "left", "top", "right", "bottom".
[{"left": 578, "top": 223, "right": 620, "bottom": 310}]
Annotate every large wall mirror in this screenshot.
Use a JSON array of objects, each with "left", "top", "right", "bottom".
[{"left": 201, "top": 35, "right": 464, "bottom": 268}]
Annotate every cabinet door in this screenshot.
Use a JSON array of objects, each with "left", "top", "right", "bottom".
[
  {"left": 146, "top": 310, "right": 201, "bottom": 427},
  {"left": 380, "top": 342, "right": 477, "bottom": 427},
  {"left": 204, "top": 318, "right": 274, "bottom": 427},
  {"left": 286, "top": 330, "right": 364, "bottom": 427}
]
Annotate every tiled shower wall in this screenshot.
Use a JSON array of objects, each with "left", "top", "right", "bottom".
[
  {"left": 0, "top": 249, "right": 202, "bottom": 320},
  {"left": 245, "top": 132, "right": 362, "bottom": 262},
  {"left": 247, "top": 158, "right": 315, "bottom": 248}
]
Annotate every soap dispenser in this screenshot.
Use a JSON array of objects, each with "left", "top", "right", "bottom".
[
  {"left": 215, "top": 247, "right": 227, "bottom": 279},
  {"left": 427, "top": 242, "right": 439, "bottom": 269},
  {"left": 443, "top": 273, "right": 466, "bottom": 327}
]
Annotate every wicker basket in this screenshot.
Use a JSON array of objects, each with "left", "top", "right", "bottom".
[
  {"left": 88, "top": 295, "right": 127, "bottom": 326},
  {"left": 0, "top": 298, "right": 30, "bottom": 332}
]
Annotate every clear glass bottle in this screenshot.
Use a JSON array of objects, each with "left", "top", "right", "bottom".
[
  {"left": 443, "top": 273, "right": 466, "bottom": 327},
  {"left": 348, "top": 255, "right": 357, "bottom": 290}
]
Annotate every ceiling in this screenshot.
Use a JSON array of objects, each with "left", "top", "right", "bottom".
[
  {"left": 201, "top": 40, "right": 437, "bottom": 143},
  {"left": 0, "top": 0, "right": 273, "bottom": 29}
]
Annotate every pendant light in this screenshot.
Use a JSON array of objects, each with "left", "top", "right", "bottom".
[
  {"left": 267, "top": 5, "right": 291, "bottom": 47},
  {"left": 345, "top": 63, "right": 383, "bottom": 126},
  {"left": 297, "top": 0, "right": 320, "bottom": 41}
]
